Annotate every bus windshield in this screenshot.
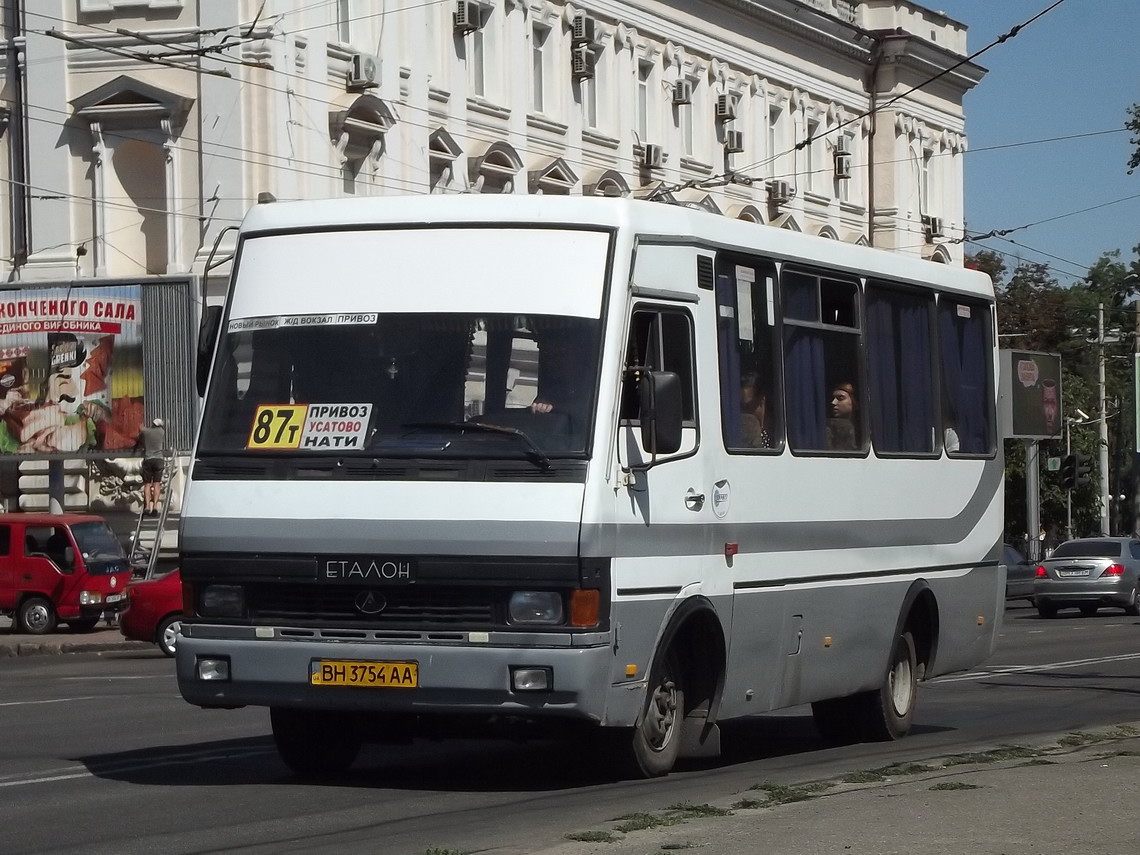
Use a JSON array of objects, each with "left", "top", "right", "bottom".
[{"left": 198, "top": 313, "right": 602, "bottom": 457}]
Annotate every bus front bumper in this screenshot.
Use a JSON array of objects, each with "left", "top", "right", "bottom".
[{"left": 175, "top": 624, "right": 621, "bottom": 724}]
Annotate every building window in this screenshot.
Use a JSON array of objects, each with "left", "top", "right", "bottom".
[
  {"left": 920, "top": 146, "right": 933, "bottom": 213},
  {"left": 804, "top": 118, "right": 819, "bottom": 194},
  {"left": 336, "top": 0, "right": 351, "bottom": 44},
  {"left": 531, "top": 23, "right": 549, "bottom": 113},
  {"left": 767, "top": 106, "right": 781, "bottom": 179},
  {"left": 637, "top": 60, "right": 653, "bottom": 141}
]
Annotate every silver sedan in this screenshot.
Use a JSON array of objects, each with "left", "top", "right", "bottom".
[{"left": 1034, "top": 537, "right": 1140, "bottom": 618}]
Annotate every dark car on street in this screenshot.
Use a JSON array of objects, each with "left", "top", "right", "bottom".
[
  {"left": 1033, "top": 537, "right": 1140, "bottom": 618},
  {"left": 1003, "top": 544, "right": 1035, "bottom": 603},
  {"left": 120, "top": 568, "right": 183, "bottom": 656}
]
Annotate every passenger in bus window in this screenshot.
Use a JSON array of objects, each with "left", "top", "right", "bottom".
[
  {"left": 740, "top": 371, "right": 771, "bottom": 449},
  {"left": 827, "top": 381, "right": 859, "bottom": 451}
]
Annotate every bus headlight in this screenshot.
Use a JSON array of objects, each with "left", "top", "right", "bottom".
[
  {"left": 200, "top": 585, "right": 244, "bottom": 618},
  {"left": 508, "top": 591, "right": 564, "bottom": 625}
]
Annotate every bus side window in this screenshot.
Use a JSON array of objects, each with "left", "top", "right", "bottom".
[
  {"left": 866, "top": 284, "right": 937, "bottom": 455},
  {"left": 620, "top": 309, "right": 696, "bottom": 426},
  {"left": 716, "top": 256, "right": 782, "bottom": 452},
  {"left": 939, "top": 299, "right": 994, "bottom": 456},
  {"left": 781, "top": 269, "right": 864, "bottom": 454}
]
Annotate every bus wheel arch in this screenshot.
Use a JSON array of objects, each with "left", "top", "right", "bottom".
[{"left": 629, "top": 597, "right": 727, "bottom": 777}]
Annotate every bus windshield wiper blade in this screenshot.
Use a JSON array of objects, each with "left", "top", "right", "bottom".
[{"left": 401, "top": 422, "right": 552, "bottom": 470}]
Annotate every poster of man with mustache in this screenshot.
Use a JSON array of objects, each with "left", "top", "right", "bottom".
[{"left": 0, "top": 285, "right": 145, "bottom": 457}]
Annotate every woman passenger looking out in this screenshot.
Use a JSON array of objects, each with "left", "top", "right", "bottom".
[{"left": 827, "top": 381, "right": 858, "bottom": 450}]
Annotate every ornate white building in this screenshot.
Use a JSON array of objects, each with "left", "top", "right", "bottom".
[{"left": 0, "top": 0, "right": 983, "bottom": 508}]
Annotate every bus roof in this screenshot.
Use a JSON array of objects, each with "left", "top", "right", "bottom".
[{"left": 237, "top": 195, "right": 993, "bottom": 299}]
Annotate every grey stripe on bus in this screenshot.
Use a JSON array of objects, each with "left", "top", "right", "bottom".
[{"left": 182, "top": 457, "right": 1002, "bottom": 558}]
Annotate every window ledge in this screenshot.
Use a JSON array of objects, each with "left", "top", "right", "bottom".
[
  {"left": 679, "top": 156, "right": 714, "bottom": 175},
  {"left": 802, "top": 190, "right": 833, "bottom": 206},
  {"left": 428, "top": 85, "right": 451, "bottom": 105},
  {"left": 839, "top": 200, "right": 866, "bottom": 215},
  {"left": 583, "top": 129, "right": 620, "bottom": 149},
  {"left": 526, "top": 112, "right": 568, "bottom": 135},
  {"left": 467, "top": 97, "right": 511, "bottom": 120}
]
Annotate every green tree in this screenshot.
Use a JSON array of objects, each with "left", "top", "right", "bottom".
[{"left": 1128, "top": 103, "right": 1140, "bottom": 175}]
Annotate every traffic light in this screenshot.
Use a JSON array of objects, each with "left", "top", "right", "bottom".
[
  {"left": 1075, "top": 453, "right": 1092, "bottom": 488},
  {"left": 1061, "top": 454, "right": 1077, "bottom": 491}
]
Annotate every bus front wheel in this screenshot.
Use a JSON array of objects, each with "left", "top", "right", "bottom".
[
  {"left": 627, "top": 650, "right": 685, "bottom": 777},
  {"left": 270, "top": 708, "right": 362, "bottom": 778}
]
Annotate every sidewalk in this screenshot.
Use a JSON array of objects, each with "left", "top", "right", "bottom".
[
  {"left": 537, "top": 724, "right": 1140, "bottom": 855},
  {"left": 0, "top": 616, "right": 152, "bottom": 657}
]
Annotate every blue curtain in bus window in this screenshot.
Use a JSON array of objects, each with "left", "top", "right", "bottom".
[
  {"left": 784, "top": 328, "right": 826, "bottom": 449},
  {"left": 939, "top": 305, "right": 990, "bottom": 454},
  {"left": 716, "top": 273, "right": 744, "bottom": 446},
  {"left": 868, "top": 292, "right": 933, "bottom": 453}
]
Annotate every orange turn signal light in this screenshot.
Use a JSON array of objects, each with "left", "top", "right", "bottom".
[{"left": 570, "top": 589, "right": 600, "bottom": 627}]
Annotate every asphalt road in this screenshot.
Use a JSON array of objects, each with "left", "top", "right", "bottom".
[{"left": 2, "top": 603, "right": 1139, "bottom": 855}]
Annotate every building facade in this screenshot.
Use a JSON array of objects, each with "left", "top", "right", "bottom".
[{"left": 0, "top": 0, "right": 984, "bottom": 511}]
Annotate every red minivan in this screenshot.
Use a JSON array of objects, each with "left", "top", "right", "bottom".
[{"left": 0, "top": 513, "right": 134, "bottom": 634}]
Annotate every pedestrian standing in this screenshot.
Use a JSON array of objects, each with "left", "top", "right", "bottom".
[{"left": 134, "top": 418, "right": 167, "bottom": 515}]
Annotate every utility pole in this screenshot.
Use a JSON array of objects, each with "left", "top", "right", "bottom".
[{"left": 1099, "top": 303, "right": 1111, "bottom": 535}]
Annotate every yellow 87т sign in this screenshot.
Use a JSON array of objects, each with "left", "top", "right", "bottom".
[{"left": 247, "top": 405, "right": 307, "bottom": 449}]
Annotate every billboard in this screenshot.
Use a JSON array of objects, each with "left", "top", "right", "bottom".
[
  {"left": 0, "top": 285, "right": 145, "bottom": 457},
  {"left": 999, "top": 349, "right": 1062, "bottom": 440}
]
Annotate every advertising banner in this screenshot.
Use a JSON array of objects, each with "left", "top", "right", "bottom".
[
  {"left": 999, "top": 349, "right": 1062, "bottom": 440},
  {"left": 0, "top": 285, "right": 144, "bottom": 458}
]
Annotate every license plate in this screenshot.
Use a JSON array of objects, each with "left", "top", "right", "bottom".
[
  {"left": 310, "top": 660, "right": 418, "bottom": 688},
  {"left": 105, "top": 593, "right": 124, "bottom": 603},
  {"left": 1058, "top": 569, "right": 1090, "bottom": 578}
]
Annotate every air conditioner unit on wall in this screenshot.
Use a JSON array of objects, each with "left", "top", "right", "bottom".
[
  {"left": 672, "top": 79, "right": 692, "bottom": 105},
  {"left": 715, "top": 93, "right": 736, "bottom": 122},
  {"left": 642, "top": 143, "right": 664, "bottom": 169},
  {"left": 454, "top": 0, "right": 481, "bottom": 34},
  {"left": 571, "top": 13, "right": 595, "bottom": 46},
  {"left": 922, "top": 214, "right": 945, "bottom": 240},
  {"left": 346, "top": 53, "right": 379, "bottom": 92},
  {"left": 768, "top": 179, "right": 793, "bottom": 204},
  {"left": 724, "top": 129, "right": 744, "bottom": 153},
  {"left": 834, "top": 135, "right": 851, "bottom": 155},
  {"left": 571, "top": 44, "right": 593, "bottom": 81},
  {"left": 834, "top": 152, "right": 852, "bottom": 180}
]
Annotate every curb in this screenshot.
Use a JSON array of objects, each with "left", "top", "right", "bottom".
[{"left": 0, "top": 639, "right": 154, "bottom": 658}]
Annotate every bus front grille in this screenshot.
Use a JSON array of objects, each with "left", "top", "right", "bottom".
[{"left": 247, "top": 584, "right": 495, "bottom": 627}]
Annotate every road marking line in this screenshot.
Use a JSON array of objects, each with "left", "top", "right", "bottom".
[
  {"left": 0, "top": 696, "right": 100, "bottom": 707},
  {"left": 935, "top": 651, "right": 1140, "bottom": 683},
  {"left": 60, "top": 675, "right": 170, "bottom": 681}
]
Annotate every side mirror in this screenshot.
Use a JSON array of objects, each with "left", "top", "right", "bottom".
[
  {"left": 196, "top": 305, "right": 223, "bottom": 397},
  {"left": 639, "top": 370, "right": 683, "bottom": 456}
]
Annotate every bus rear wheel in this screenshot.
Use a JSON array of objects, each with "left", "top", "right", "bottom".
[
  {"left": 270, "top": 708, "right": 362, "bottom": 778},
  {"left": 861, "top": 630, "right": 917, "bottom": 741}
]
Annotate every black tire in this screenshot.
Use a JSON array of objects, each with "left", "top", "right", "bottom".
[
  {"left": 811, "top": 696, "right": 862, "bottom": 744},
  {"left": 270, "top": 708, "right": 361, "bottom": 778},
  {"left": 1036, "top": 600, "right": 1058, "bottom": 619},
  {"left": 860, "top": 630, "right": 918, "bottom": 742},
  {"left": 1079, "top": 604, "right": 1099, "bottom": 618},
  {"left": 156, "top": 615, "right": 182, "bottom": 658},
  {"left": 1124, "top": 586, "right": 1140, "bottom": 617},
  {"left": 68, "top": 618, "right": 100, "bottom": 632},
  {"left": 625, "top": 650, "right": 685, "bottom": 778},
  {"left": 17, "top": 596, "right": 57, "bottom": 635}
]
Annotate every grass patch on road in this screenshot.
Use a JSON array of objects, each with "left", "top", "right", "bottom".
[
  {"left": 929, "top": 781, "right": 981, "bottom": 791},
  {"left": 942, "top": 745, "right": 1041, "bottom": 766},
  {"left": 842, "top": 762, "right": 939, "bottom": 783},
  {"left": 612, "top": 813, "right": 682, "bottom": 833},
  {"left": 565, "top": 831, "right": 616, "bottom": 843},
  {"left": 666, "top": 802, "right": 732, "bottom": 818},
  {"left": 746, "top": 781, "right": 832, "bottom": 805}
]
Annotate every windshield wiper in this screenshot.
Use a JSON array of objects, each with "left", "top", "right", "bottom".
[{"left": 401, "top": 421, "right": 552, "bottom": 470}]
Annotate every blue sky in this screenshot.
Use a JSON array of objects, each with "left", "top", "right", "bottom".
[{"left": 931, "top": 0, "right": 1140, "bottom": 282}]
